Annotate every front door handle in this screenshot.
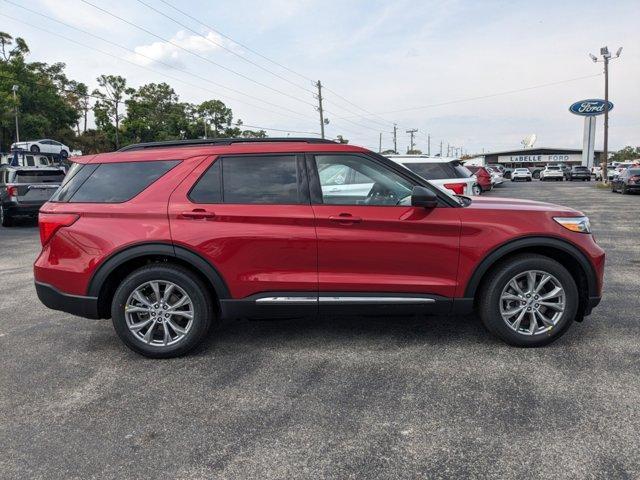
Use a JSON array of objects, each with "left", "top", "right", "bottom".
[
  {"left": 329, "top": 213, "right": 362, "bottom": 225},
  {"left": 180, "top": 209, "right": 216, "bottom": 220}
]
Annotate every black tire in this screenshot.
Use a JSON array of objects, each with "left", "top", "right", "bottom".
[
  {"left": 60, "top": 149, "right": 69, "bottom": 159},
  {"left": 1, "top": 205, "right": 13, "bottom": 227},
  {"left": 111, "top": 264, "right": 215, "bottom": 358},
  {"left": 30, "top": 144, "right": 40, "bottom": 153},
  {"left": 527, "top": 178, "right": 531, "bottom": 182},
  {"left": 611, "top": 184, "right": 616, "bottom": 192},
  {"left": 477, "top": 254, "right": 578, "bottom": 347},
  {"left": 621, "top": 185, "right": 628, "bottom": 195}
]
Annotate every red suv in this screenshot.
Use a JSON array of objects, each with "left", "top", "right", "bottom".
[{"left": 34, "top": 139, "right": 604, "bottom": 357}]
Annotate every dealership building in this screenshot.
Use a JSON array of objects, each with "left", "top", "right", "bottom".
[{"left": 481, "top": 147, "right": 604, "bottom": 169}]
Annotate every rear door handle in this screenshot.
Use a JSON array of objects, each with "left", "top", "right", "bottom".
[
  {"left": 180, "top": 209, "right": 216, "bottom": 220},
  {"left": 329, "top": 214, "right": 362, "bottom": 225}
]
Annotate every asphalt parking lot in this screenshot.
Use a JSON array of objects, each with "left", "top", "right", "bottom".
[{"left": 1, "top": 180, "right": 638, "bottom": 479}]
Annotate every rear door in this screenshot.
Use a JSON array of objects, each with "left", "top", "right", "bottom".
[{"left": 168, "top": 154, "right": 318, "bottom": 303}]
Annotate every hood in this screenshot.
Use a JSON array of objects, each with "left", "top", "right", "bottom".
[{"left": 467, "top": 196, "right": 582, "bottom": 215}]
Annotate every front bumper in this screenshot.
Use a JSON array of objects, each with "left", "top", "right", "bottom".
[{"left": 35, "top": 281, "right": 100, "bottom": 319}]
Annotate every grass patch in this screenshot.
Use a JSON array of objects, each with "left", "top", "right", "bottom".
[{"left": 594, "top": 182, "right": 611, "bottom": 190}]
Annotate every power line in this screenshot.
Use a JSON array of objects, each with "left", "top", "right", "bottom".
[
  {"left": 79, "top": 0, "right": 318, "bottom": 109},
  {"left": 334, "top": 73, "right": 603, "bottom": 119},
  {"left": 134, "top": 0, "right": 316, "bottom": 96},
  {"left": 0, "top": 5, "right": 316, "bottom": 124},
  {"left": 154, "top": 0, "right": 398, "bottom": 129}
]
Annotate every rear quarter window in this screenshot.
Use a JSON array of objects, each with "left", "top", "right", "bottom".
[{"left": 50, "top": 160, "right": 179, "bottom": 203}]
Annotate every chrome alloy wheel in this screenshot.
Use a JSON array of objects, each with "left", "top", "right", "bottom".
[
  {"left": 499, "top": 270, "right": 566, "bottom": 336},
  {"left": 124, "top": 280, "right": 194, "bottom": 347}
]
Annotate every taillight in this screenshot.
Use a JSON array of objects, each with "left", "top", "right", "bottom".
[
  {"left": 38, "top": 213, "right": 79, "bottom": 246},
  {"left": 443, "top": 182, "right": 466, "bottom": 195},
  {"left": 6, "top": 185, "right": 18, "bottom": 198}
]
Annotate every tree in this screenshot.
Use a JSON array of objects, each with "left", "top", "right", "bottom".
[
  {"left": 197, "top": 99, "right": 233, "bottom": 137},
  {"left": 0, "top": 32, "right": 77, "bottom": 150},
  {"left": 74, "top": 129, "right": 111, "bottom": 154},
  {"left": 407, "top": 149, "right": 422, "bottom": 154},
  {"left": 123, "top": 82, "right": 190, "bottom": 144},
  {"left": 335, "top": 135, "right": 349, "bottom": 144},
  {"left": 611, "top": 146, "right": 640, "bottom": 162},
  {"left": 0, "top": 32, "right": 29, "bottom": 61},
  {"left": 381, "top": 149, "right": 397, "bottom": 155},
  {"left": 92, "top": 75, "right": 132, "bottom": 149}
]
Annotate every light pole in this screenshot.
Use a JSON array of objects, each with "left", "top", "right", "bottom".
[
  {"left": 406, "top": 129, "right": 418, "bottom": 153},
  {"left": 12, "top": 85, "right": 20, "bottom": 143},
  {"left": 589, "top": 46, "right": 622, "bottom": 182}
]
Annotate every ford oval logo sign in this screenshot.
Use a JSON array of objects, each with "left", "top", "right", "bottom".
[{"left": 569, "top": 99, "right": 613, "bottom": 116}]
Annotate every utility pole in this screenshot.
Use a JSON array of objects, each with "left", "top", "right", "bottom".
[
  {"left": 12, "top": 85, "right": 20, "bottom": 143},
  {"left": 406, "top": 129, "right": 418, "bottom": 153},
  {"left": 439, "top": 141, "right": 443, "bottom": 157},
  {"left": 590, "top": 46, "right": 622, "bottom": 182},
  {"left": 427, "top": 134, "right": 431, "bottom": 156},
  {"left": 392, "top": 124, "right": 397, "bottom": 153},
  {"left": 378, "top": 132, "right": 382, "bottom": 153},
  {"left": 315, "top": 80, "right": 325, "bottom": 139},
  {"left": 203, "top": 117, "right": 208, "bottom": 139},
  {"left": 447, "top": 143, "right": 450, "bottom": 157}
]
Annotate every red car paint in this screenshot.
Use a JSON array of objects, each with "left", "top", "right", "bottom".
[
  {"left": 467, "top": 166, "right": 492, "bottom": 192},
  {"left": 34, "top": 141, "right": 604, "bottom": 321}
]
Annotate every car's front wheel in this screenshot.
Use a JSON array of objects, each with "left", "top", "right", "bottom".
[
  {"left": 60, "top": 149, "right": 69, "bottom": 159},
  {"left": 30, "top": 144, "right": 40, "bottom": 153},
  {"left": 478, "top": 254, "right": 578, "bottom": 347},
  {"left": 111, "top": 264, "right": 215, "bottom": 358}
]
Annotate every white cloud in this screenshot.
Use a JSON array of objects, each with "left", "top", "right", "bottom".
[{"left": 128, "top": 30, "right": 231, "bottom": 67}]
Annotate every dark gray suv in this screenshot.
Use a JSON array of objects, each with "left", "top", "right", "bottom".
[{"left": 0, "top": 165, "right": 65, "bottom": 226}]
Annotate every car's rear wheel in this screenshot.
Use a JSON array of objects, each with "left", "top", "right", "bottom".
[
  {"left": 30, "top": 144, "right": 40, "bottom": 153},
  {"left": 478, "top": 254, "right": 578, "bottom": 347},
  {"left": 111, "top": 264, "right": 215, "bottom": 358},
  {"left": 472, "top": 184, "right": 482, "bottom": 195}
]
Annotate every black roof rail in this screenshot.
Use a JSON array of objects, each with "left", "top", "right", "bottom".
[{"left": 118, "top": 137, "right": 336, "bottom": 152}]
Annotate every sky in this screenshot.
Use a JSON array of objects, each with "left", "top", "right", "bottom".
[{"left": 1, "top": 0, "right": 638, "bottom": 154}]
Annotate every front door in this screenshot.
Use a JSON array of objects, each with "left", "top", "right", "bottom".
[{"left": 308, "top": 153, "right": 461, "bottom": 312}]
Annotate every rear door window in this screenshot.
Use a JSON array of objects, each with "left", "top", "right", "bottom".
[
  {"left": 189, "top": 155, "right": 301, "bottom": 204},
  {"left": 50, "top": 160, "right": 179, "bottom": 203}
]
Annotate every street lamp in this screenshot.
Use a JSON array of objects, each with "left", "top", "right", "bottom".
[
  {"left": 12, "top": 85, "right": 20, "bottom": 143},
  {"left": 589, "top": 45, "right": 622, "bottom": 182}
]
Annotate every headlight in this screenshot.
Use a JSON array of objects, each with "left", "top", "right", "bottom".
[{"left": 553, "top": 216, "right": 591, "bottom": 234}]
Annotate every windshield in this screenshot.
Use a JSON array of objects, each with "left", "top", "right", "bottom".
[
  {"left": 573, "top": 166, "right": 589, "bottom": 171},
  {"left": 515, "top": 169, "right": 529, "bottom": 172},
  {"left": 547, "top": 166, "right": 560, "bottom": 170}
]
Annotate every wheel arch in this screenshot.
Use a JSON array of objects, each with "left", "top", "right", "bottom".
[
  {"left": 464, "top": 236, "right": 597, "bottom": 312},
  {"left": 88, "top": 242, "right": 230, "bottom": 318}
]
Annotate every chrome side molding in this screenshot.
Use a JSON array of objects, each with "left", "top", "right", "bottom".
[{"left": 255, "top": 296, "right": 435, "bottom": 305}]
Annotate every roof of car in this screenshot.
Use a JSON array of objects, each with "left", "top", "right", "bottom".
[{"left": 71, "top": 138, "right": 370, "bottom": 164}]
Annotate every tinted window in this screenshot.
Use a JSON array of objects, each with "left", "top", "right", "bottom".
[
  {"left": 402, "top": 162, "right": 456, "bottom": 180},
  {"left": 223, "top": 155, "right": 300, "bottom": 204},
  {"left": 51, "top": 160, "right": 178, "bottom": 203},
  {"left": 14, "top": 170, "right": 65, "bottom": 184},
  {"left": 189, "top": 160, "right": 222, "bottom": 203},
  {"left": 627, "top": 169, "right": 640, "bottom": 176}
]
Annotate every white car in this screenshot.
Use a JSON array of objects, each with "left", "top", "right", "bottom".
[
  {"left": 486, "top": 166, "right": 504, "bottom": 185},
  {"left": 511, "top": 168, "right": 532, "bottom": 182},
  {"left": 387, "top": 155, "right": 478, "bottom": 196},
  {"left": 11, "top": 139, "right": 70, "bottom": 158},
  {"left": 539, "top": 165, "right": 564, "bottom": 181}
]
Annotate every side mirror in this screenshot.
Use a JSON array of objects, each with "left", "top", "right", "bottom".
[{"left": 411, "top": 186, "right": 438, "bottom": 208}]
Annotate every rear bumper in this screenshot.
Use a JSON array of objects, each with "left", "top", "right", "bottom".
[
  {"left": 4, "top": 202, "right": 42, "bottom": 217},
  {"left": 35, "top": 281, "right": 100, "bottom": 319}
]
